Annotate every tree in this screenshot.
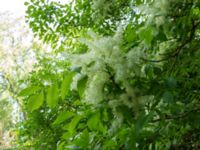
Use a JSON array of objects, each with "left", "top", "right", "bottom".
[
  {"left": 0, "top": 12, "right": 47, "bottom": 148},
  {"left": 16, "top": 0, "right": 200, "bottom": 149}
]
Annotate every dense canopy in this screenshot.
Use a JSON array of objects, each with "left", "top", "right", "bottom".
[{"left": 1, "top": 0, "right": 200, "bottom": 149}]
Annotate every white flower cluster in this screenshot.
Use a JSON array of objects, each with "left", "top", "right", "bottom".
[
  {"left": 70, "top": 27, "right": 144, "bottom": 106},
  {"left": 85, "top": 71, "right": 109, "bottom": 104},
  {"left": 66, "top": 25, "right": 153, "bottom": 134},
  {"left": 71, "top": 73, "right": 84, "bottom": 90},
  {"left": 138, "top": 0, "right": 169, "bottom": 27}
]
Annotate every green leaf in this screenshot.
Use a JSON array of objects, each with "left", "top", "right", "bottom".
[
  {"left": 163, "top": 91, "right": 173, "bottom": 103},
  {"left": 153, "top": 66, "right": 162, "bottom": 75},
  {"left": 27, "top": 91, "right": 44, "bottom": 111},
  {"left": 68, "top": 115, "right": 82, "bottom": 133},
  {"left": 103, "top": 109, "right": 109, "bottom": 122},
  {"left": 135, "top": 113, "right": 146, "bottom": 136},
  {"left": 18, "top": 86, "right": 41, "bottom": 97},
  {"left": 57, "top": 141, "right": 65, "bottom": 150},
  {"left": 138, "top": 26, "right": 154, "bottom": 46},
  {"left": 87, "top": 112, "right": 106, "bottom": 133},
  {"left": 87, "top": 112, "right": 100, "bottom": 131},
  {"left": 102, "top": 140, "right": 118, "bottom": 150},
  {"left": 125, "top": 25, "right": 136, "bottom": 43},
  {"left": 63, "top": 145, "right": 81, "bottom": 150},
  {"left": 46, "top": 83, "right": 59, "bottom": 108},
  {"left": 167, "top": 76, "right": 177, "bottom": 88},
  {"left": 74, "top": 130, "right": 89, "bottom": 149},
  {"left": 61, "top": 72, "right": 75, "bottom": 100},
  {"left": 53, "top": 111, "right": 74, "bottom": 125},
  {"left": 24, "top": 2, "right": 29, "bottom": 6},
  {"left": 143, "top": 64, "right": 154, "bottom": 78},
  {"left": 77, "top": 76, "right": 88, "bottom": 97},
  {"left": 62, "top": 132, "right": 72, "bottom": 140}
]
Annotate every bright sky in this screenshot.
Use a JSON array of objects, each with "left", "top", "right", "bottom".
[
  {"left": 0, "top": 0, "right": 68, "bottom": 16},
  {"left": 0, "top": 0, "right": 26, "bottom": 16}
]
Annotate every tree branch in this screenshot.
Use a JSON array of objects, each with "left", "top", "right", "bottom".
[
  {"left": 152, "top": 107, "right": 200, "bottom": 123},
  {"left": 141, "top": 19, "right": 200, "bottom": 63}
]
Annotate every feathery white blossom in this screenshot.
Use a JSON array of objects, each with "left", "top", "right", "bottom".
[{"left": 70, "top": 27, "right": 144, "bottom": 105}]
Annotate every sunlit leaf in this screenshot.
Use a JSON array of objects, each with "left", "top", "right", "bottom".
[
  {"left": 18, "top": 86, "right": 41, "bottom": 97},
  {"left": 138, "top": 26, "right": 154, "bottom": 46},
  {"left": 27, "top": 91, "right": 44, "bottom": 111},
  {"left": 46, "top": 83, "right": 59, "bottom": 108}
]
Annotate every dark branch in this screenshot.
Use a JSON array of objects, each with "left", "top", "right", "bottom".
[
  {"left": 152, "top": 107, "right": 200, "bottom": 123},
  {"left": 141, "top": 19, "right": 200, "bottom": 63}
]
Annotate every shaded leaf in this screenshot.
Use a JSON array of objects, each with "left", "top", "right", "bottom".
[
  {"left": 167, "top": 76, "right": 177, "bottom": 88},
  {"left": 74, "top": 130, "right": 89, "bottom": 149},
  {"left": 68, "top": 115, "right": 82, "bottom": 133},
  {"left": 77, "top": 76, "right": 88, "bottom": 97},
  {"left": 53, "top": 111, "right": 74, "bottom": 125},
  {"left": 61, "top": 72, "right": 75, "bottom": 100},
  {"left": 87, "top": 111, "right": 106, "bottom": 133},
  {"left": 163, "top": 91, "right": 174, "bottom": 103}
]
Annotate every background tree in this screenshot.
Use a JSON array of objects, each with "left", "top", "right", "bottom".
[{"left": 0, "top": 12, "right": 48, "bottom": 149}]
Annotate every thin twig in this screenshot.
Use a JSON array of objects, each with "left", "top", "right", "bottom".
[{"left": 152, "top": 107, "right": 200, "bottom": 123}]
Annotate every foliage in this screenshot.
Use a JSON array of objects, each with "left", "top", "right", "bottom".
[
  {"left": 0, "top": 12, "right": 48, "bottom": 148},
  {"left": 0, "top": 13, "right": 34, "bottom": 147},
  {"left": 15, "top": 0, "right": 200, "bottom": 149}
]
